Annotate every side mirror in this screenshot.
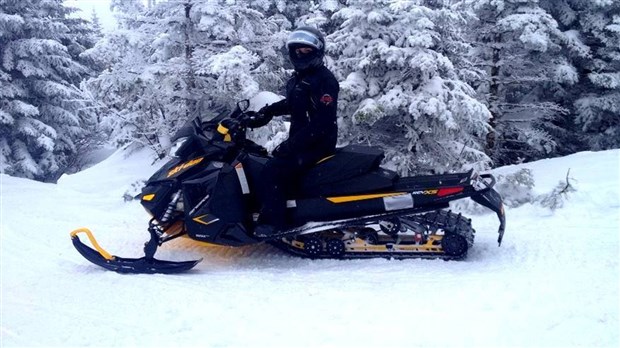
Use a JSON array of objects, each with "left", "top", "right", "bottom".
[{"left": 237, "top": 100, "right": 250, "bottom": 112}]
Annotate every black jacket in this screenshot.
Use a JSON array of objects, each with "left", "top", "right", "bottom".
[{"left": 255, "top": 65, "right": 339, "bottom": 162}]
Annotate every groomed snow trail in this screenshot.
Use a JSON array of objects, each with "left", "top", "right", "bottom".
[{"left": 1, "top": 148, "right": 618, "bottom": 347}]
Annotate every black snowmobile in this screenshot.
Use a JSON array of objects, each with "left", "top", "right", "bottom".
[{"left": 70, "top": 101, "right": 506, "bottom": 274}]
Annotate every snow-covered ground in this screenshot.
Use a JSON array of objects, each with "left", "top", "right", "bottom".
[{"left": 1, "top": 147, "right": 618, "bottom": 347}]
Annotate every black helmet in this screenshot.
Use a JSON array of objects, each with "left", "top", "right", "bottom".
[{"left": 286, "top": 27, "right": 325, "bottom": 71}]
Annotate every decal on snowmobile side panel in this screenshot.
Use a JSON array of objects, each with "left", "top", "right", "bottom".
[
  {"left": 383, "top": 194, "right": 414, "bottom": 211},
  {"left": 411, "top": 189, "right": 439, "bottom": 195},
  {"left": 326, "top": 192, "right": 405, "bottom": 204},
  {"left": 192, "top": 215, "right": 220, "bottom": 226},
  {"left": 234, "top": 163, "right": 250, "bottom": 194},
  {"left": 167, "top": 157, "right": 205, "bottom": 178}
]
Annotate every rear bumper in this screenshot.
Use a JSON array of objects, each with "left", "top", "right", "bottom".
[{"left": 471, "top": 174, "right": 506, "bottom": 245}]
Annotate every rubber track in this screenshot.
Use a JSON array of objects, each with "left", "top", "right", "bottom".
[{"left": 271, "top": 210, "right": 475, "bottom": 260}]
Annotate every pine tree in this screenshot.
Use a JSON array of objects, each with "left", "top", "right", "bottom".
[
  {"left": 0, "top": 0, "right": 98, "bottom": 181},
  {"left": 90, "top": 8, "right": 104, "bottom": 36},
  {"left": 83, "top": 0, "right": 284, "bottom": 155},
  {"left": 329, "top": 0, "right": 492, "bottom": 175},
  {"left": 542, "top": 0, "right": 620, "bottom": 150},
  {"left": 470, "top": 0, "right": 572, "bottom": 165}
]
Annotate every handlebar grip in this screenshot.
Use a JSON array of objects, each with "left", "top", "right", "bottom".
[{"left": 479, "top": 174, "right": 497, "bottom": 188}]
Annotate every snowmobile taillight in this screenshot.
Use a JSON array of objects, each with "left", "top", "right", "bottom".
[{"left": 437, "top": 187, "right": 464, "bottom": 197}]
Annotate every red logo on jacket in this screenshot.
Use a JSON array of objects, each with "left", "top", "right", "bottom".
[{"left": 320, "top": 94, "right": 334, "bottom": 105}]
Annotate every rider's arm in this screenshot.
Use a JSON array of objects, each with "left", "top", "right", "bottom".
[
  {"left": 263, "top": 98, "right": 289, "bottom": 117},
  {"left": 248, "top": 99, "right": 289, "bottom": 128}
]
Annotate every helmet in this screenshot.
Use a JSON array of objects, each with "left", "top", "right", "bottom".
[{"left": 286, "top": 27, "right": 325, "bottom": 71}]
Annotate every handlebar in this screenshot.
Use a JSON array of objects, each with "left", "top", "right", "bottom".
[{"left": 472, "top": 173, "right": 497, "bottom": 192}]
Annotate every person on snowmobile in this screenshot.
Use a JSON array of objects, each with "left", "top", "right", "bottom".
[{"left": 249, "top": 26, "right": 339, "bottom": 237}]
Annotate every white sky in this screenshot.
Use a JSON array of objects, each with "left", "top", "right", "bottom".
[{"left": 64, "top": 0, "right": 117, "bottom": 32}]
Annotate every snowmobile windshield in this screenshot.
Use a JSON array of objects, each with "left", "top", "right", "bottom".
[
  {"left": 287, "top": 30, "right": 323, "bottom": 50},
  {"left": 171, "top": 117, "right": 203, "bottom": 143},
  {"left": 169, "top": 136, "right": 190, "bottom": 157}
]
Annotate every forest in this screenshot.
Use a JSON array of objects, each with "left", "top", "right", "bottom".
[{"left": 1, "top": 0, "right": 618, "bottom": 182}]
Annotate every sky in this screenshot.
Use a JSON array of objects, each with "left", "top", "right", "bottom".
[{"left": 64, "top": 0, "right": 118, "bottom": 32}]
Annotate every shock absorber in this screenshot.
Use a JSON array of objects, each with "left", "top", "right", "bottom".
[{"left": 160, "top": 190, "right": 182, "bottom": 223}]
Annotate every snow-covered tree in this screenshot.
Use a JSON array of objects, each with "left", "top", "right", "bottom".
[
  {"left": 0, "top": 0, "right": 98, "bottom": 181},
  {"left": 110, "top": 0, "right": 145, "bottom": 29},
  {"left": 542, "top": 0, "right": 620, "bottom": 151},
  {"left": 470, "top": 0, "right": 573, "bottom": 165},
  {"left": 90, "top": 8, "right": 104, "bottom": 36},
  {"left": 83, "top": 0, "right": 286, "bottom": 155},
  {"left": 190, "top": 0, "right": 286, "bottom": 105},
  {"left": 329, "top": 0, "right": 492, "bottom": 175}
]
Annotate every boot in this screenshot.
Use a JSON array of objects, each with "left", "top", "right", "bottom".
[{"left": 254, "top": 224, "right": 279, "bottom": 238}]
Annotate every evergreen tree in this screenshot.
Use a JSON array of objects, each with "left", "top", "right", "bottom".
[
  {"left": 83, "top": 0, "right": 284, "bottom": 155},
  {"left": 542, "top": 0, "right": 620, "bottom": 151},
  {"left": 0, "top": 0, "right": 98, "bottom": 181},
  {"left": 110, "top": 0, "right": 145, "bottom": 28},
  {"left": 329, "top": 0, "right": 492, "bottom": 175},
  {"left": 470, "top": 0, "right": 572, "bottom": 165},
  {"left": 90, "top": 8, "right": 104, "bottom": 36}
]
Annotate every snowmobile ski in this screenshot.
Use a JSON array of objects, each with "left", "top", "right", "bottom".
[{"left": 70, "top": 228, "right": 201, "bottom": 274}]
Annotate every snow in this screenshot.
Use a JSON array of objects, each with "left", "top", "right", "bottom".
[{"left": 1, "top": 147, "right": 619, "bottom": 347}]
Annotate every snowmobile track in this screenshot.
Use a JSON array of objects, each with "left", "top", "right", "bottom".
[{"left": 271, "top": 210, "right": 475, "bottom": 260}]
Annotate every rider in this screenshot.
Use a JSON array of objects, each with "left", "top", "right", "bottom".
[{"left": 250, "top": 26, "right": 339, "bottom": 237}]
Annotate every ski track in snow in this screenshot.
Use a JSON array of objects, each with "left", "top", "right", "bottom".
[{"left": 1, "top": 148, "right": 619, "bottom": 347}]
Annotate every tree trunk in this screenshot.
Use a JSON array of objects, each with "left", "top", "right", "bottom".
[
  {"left": 184, "top": 1, "right": 197, "bottom": 119},
  {"left": 486, "top": 32, "right": 502, "bottom": 156}
]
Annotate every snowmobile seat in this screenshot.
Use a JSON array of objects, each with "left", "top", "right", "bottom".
[{"left": 297, "top": 145, "right": 397, "bottom": 197}]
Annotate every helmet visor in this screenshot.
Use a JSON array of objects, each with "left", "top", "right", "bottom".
[{"left": 287, "top": 30, "right": 323, "bottom": 50}]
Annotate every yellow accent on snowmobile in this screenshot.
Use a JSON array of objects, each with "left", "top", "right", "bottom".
[
  {"left": 69, "top": 228, "right": 114, "bottom": 260},
  {"left": 142, "top": 194, "right": 155, "bottom": 201},
  {"left": 167, "top": 157, "right": 204, "bottom": 178},
  {"left": 217, "top": 123, "right": 229, "bottom": 134},
  {"left": 70, "top": 226, "right": 202, "bottom": 274},
  {"left": 316, "top": 154, "right": 335, "bottom": 164},
  {"left": 217, "top": 124, "right": 232, "bottom": 142},
  {"left": 192, "top": 215, "right": 220, "bottom": 226},
  {"left": 326, "top": 192, "right": 405, "bottom": 204}
]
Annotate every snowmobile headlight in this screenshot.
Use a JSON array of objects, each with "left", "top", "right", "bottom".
[{"left": 169, "top": 137, "right": 189, "bottom": 157}]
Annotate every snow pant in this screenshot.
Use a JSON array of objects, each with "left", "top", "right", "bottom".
[{"left": 257, "top": 153, "right": 320, "bottom": 228}]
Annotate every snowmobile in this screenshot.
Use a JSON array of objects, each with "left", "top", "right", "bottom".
[{"left": 70, "top": 100, "right": 506, "bottom": 274}]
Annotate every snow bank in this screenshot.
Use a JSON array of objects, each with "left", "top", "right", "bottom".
[{"left": 1, "top": 149, "right": 618, "bottom": 347}]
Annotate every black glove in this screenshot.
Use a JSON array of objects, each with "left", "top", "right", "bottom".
[
  {"left": 272, "top": 141, "right": 292, "bottom": 158},
  {"left": 220, "top": 118, "right": 240, "bottom": 132},
  {"left": 244, "top": 111, "right": 262, "bottom": 125},
  {"left": 259, "top": 104, "right": 274, "bottom": 117},
  {"left": 247, "top": 108, "right": 272, "bottom": 128}
]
